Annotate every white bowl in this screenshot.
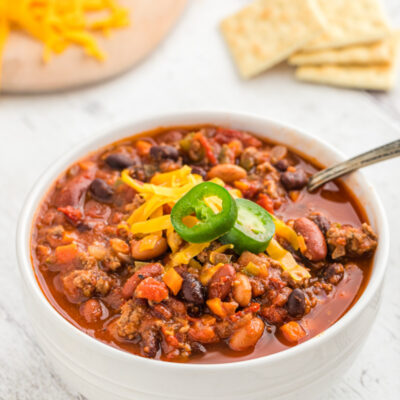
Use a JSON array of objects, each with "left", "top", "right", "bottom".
[{"left": 16, "top": 111, "right": 389, "bottom": 400}]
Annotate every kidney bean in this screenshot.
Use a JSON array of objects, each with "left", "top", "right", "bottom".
[
  {"left": 286, "top": 289, "right": 306, "bottom": 318},
  {"left": 130, "top": 237, "right": 167, "bottom": 261},
  {"left": 229, "top": 317, "right": 264, "bottom": 351},
  {"left": 89, "top": 178, "right": 113, "bottom": 202},
  {"left": 150, "top": 145, "right": 179, "bottom": 161},
  {"left": 208, "top": 264, "right": 235, "bottom": 300},
  {"left": 80, "top": 299, "right": 103, "bottom": 323},
  {"left": 232, "top": 273, "right": 252, "bottom": 307},
  {"left": 121, "top": 263, "right": 163, "bottom": 299},
  {"left": 207, "top": 164, "right": 247, "bottom": 183},
  {"left": 181, "top": 273, "right": 204, "bottom": 305},
  {"left": 280, "top": 168, "right": 308, "bottom": 190},
  {"left": 54, "top": 170, "right": 95, "bottom": 207},
  {"left": 141, "top": 328, "right": 160, "bottom": 358},
  {"left": 294, "top": 217, "right": 328, "bottom": 261}
]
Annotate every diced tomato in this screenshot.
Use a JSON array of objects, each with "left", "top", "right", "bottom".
[
  {"left": 135, "top": 277, "right": 169, "bottom": 302},
  {"left": 55, "top": 243, "right": 79, "bottom": 264},
  {"left": 136, "top": 140, "right": 152, "bottom": 157},
  {"left": 228, "top": 140, "right": 243, "bottom": 157},
  {"left": 193, "top": 132, "right": 217, "bottom": 165},
  {"left": 280, "top": 321, "right": 306, "bottom": 344},
  {"left": 58, "top": 206, "right": 83, "bottom": 224},
  {"left": 257, "top": 194, "right": 274, "bottom": 214},
  {"left": 188, "top": 320, "right": 218, "bottom": 344},
  {"left": 215, "top": 128, "right": 262, "bottom": 148},
  {"left": 233, "top": 180, "right": 261, "bottom": 199}
]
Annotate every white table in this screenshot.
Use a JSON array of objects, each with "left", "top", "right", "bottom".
[{"left": 1, "top": 1, "right": 399, "bottom": 399}]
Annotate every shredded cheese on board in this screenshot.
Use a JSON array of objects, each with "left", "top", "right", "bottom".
[{"left": 0, "top": 0, "right": 129, "bottom": 81}]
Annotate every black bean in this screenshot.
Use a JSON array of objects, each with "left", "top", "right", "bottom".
[
  {"left": 280, "top": 169, "right": 308, "bottom": 190},
  {"left": 181, "top": 274, "right": 204, "bottom": 305},
  {"left": 190, "top": 166, "right": 207, "bottom": 179},
  {"left": 77, "top": 223, "right": 91, "bottom": 233},
  {"left": 323, "top": 263, "right": 344, "bottom": 285},
  {"left": 309, "top": 212, "right": 331, "bottom": 235},
  {"left": 105, "top": 153, "right": 134, "bottom": 170},
  {"left": 274, "top": 159, "right": 289, "bottom": 172},
  {"left": 89, "top": 178, "right": 113, "bottom": 202},
  {"left": 186, "top": 303, "right": 204, "bottom": 318},
  {"left": 191, "top": 342, "right": 207, "bottom": 355},
  {"left": 286, "top": 289, "right": 306, "bottom": 318},
  {"left": 150, "top": 145, "right": 179, "bottom": 161}
]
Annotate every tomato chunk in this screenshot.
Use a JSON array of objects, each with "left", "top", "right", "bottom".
[{"left": 135, "top": 277, "right": 169, "bottom": 302}]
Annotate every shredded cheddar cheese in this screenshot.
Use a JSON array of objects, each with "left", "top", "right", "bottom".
[
  {"left": 267, "top": 238, "right": 311, "bottom": 283},
  {"left": 120, "top": 165, "right": 309, "bottom": 278},
  {"left": 0, "top": 0, "right": 129, "bottom": 80},
  {"left": 169, "top": 242, "right": 210, "bottom": 268},
  {"left": 121, "top": 166, "right": 214, "bottom": 266}
]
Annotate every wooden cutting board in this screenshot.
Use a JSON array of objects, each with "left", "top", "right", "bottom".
[{"left": 1, "top": 0, "right": 187, "bottom": 93}]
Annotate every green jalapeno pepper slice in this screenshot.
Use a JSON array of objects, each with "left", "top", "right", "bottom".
[
  {"left": 171, "top": 182, "right": 238, "bottom": 243},
  {"left": 221, "top": 198, "right": 275, "bottom": 254}
]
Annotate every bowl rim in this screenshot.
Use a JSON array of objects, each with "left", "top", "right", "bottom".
[{"left": 16, "top": 110, "right": 389, "bottom": 371}]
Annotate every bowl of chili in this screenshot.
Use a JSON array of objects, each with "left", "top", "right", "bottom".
[{"left": 16, "top": 111, "right": 389, "bottom": 400}]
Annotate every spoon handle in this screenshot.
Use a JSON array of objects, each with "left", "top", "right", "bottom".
[{"left": 307, "top": 139, "right": 400, "bottom": 192}]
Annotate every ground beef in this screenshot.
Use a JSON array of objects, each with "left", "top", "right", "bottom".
[
  {"left": 62, "top": 267, "right": 112, "bottom": 302},
  {"left": 326, "top": 223, "right": 378, "bottom": 259},
  {"left": 117, "top": 300, "right": 147, "bottom": 339}
]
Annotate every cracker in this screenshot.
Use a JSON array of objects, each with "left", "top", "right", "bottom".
[
  {"left": 295, "top": 60, "right": 397, "bottom": 91},
  {"left": 220, "top": 0, "right": 325, "bottom": 79},
  {"left": 302, "top": 0, "right": 390, "bottom": 51},
  {"left": 289, "top": 38, "right": 392, "bottom": 66}
]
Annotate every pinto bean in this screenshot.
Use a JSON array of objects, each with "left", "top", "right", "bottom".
[
  {"left": 105, "top": 153, "right": 134, "bottom": 170},
  {"left": 80, "top": 299, "right": 103, "bottom": 323},
  {"left": 229, "top": 317, "right": 264, "bottom": 351},
  {"left": 207, "top": 164, "right": 247, "bottom": 183},
  {"left": 89, "top": 178, "right": 113, "bottom": 202},
  {"left": 121, "top": 263, "right": 163, "bottom": 299},
  {"left": 232, "top": 273, "right": 252, "bottom": 307},
  {"left": 208, "top": 264, "right": 235, "bottom": 300},
  {"left": 294, "top": 217, "right": 328, "bottom": 262},
  {"left": 286, "top": 289, "right": 306, "bottom": 318},
  {"left": 130, "top": 237, "right": 167, "bottom": 261},
  {"left": 181, "top": 273, "right": 204, "bottom": 305},
  {"left": 270, "top": 145, "right": 287, "bottom": 164},
  {"left": 150, "top": 145, "right": 179, "bottom": 161},
  {"left": 280, "top": 169, "right": 308, "bottom": 190}
]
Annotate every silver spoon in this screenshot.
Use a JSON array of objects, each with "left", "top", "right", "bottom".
[{"left": 307, "top": 139, "right": 400, "bottom": 192}]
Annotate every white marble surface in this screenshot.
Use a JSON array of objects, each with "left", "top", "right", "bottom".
[{"left": 1, "top": 0, "right": 400, "bottom": 399}]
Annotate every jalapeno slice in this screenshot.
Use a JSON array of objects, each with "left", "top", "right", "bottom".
[
  {"left": 221, "top": 198, "right": 275, "bottom": 254},
  {"left": 171, "top": 182, "right": 238, "bottom": 243}
]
